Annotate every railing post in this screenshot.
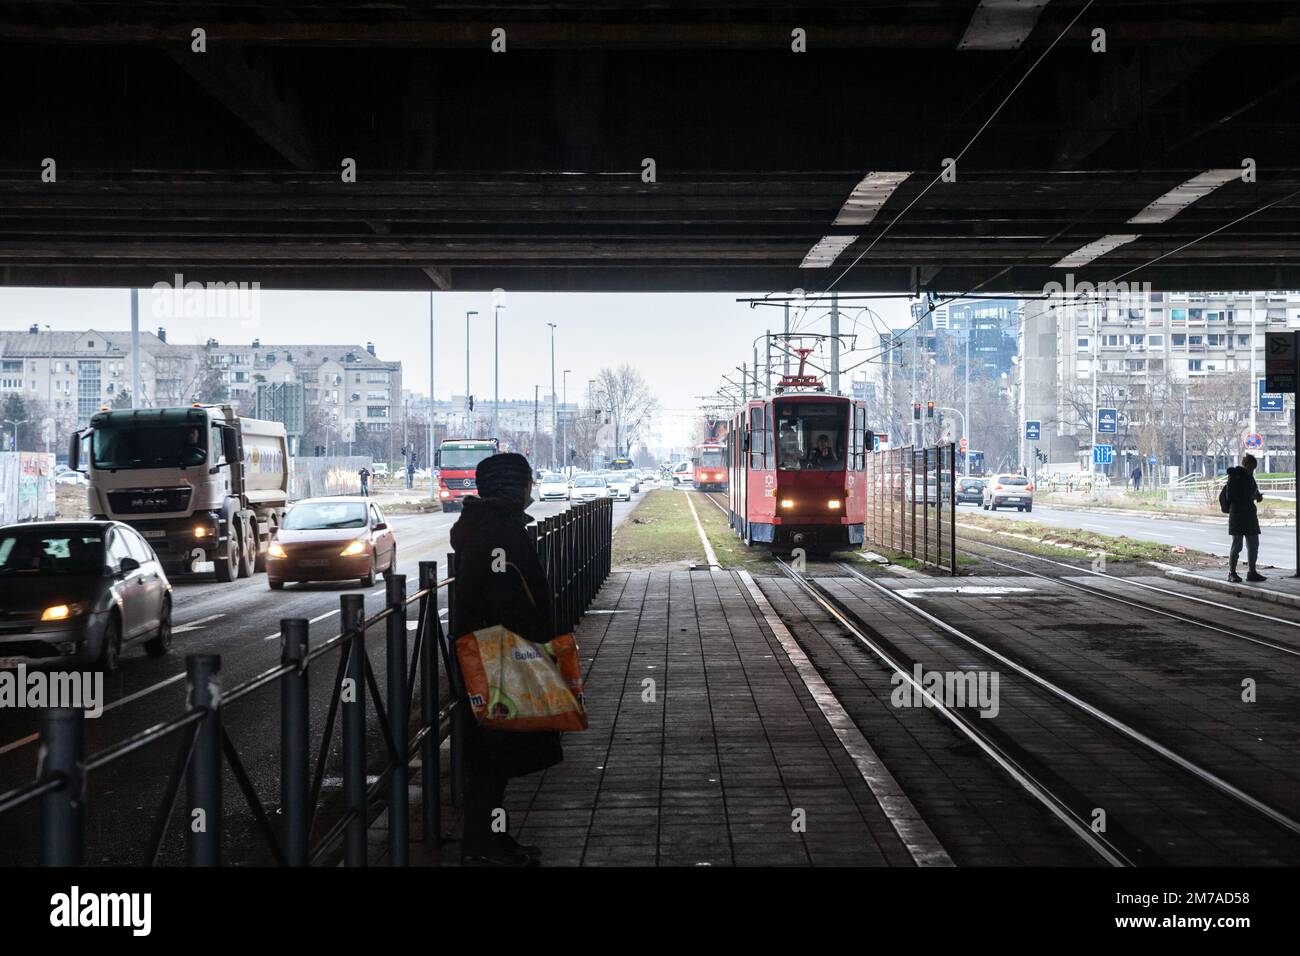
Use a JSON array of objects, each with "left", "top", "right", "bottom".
[
  {"left": 38, "top": 707, "right": 84, "bottom": 866},
  {"left": 950, "top": 442, "right": 958, "bottom": 576},
  {"left": 186, "top": 654, "right": 222, "bottom": 867},
  {"left": 923, "top": 446, "right": 930, "bottom": 565},
  {"left": 279, "top": 618, "right": 310, "bottom": 866},
  {"left": 446, "top": 551, "right": 464, "bottom": 806},
  {"left": 418, "top": 560, "right": 440, "bottom": 846},
  {"left": 386, "top": 572, "right": 409, "bottom": 866},
  {"left": 340, "top": 593, "right": 367, "bottom": 866}
]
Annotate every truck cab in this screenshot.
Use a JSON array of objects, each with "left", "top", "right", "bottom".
[
  {"left": 435, "top": 438, "right": 499, "bottom": 512},
  {"left": 71, "top": 404, "right": 288, "bottom": 582}
]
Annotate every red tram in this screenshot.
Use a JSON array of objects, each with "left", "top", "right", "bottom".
[
  {"left": 725, "top": 382, "right": 871, "bottom": 554},
  {"left": 694, "top": 441, "right": 729, "bottom": 491}
]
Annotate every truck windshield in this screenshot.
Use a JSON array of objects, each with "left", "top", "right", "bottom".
[
  {"left": 283, "top": 502, "right": 368, "bottom": 530},
  {"left": 775, "top": 402, "right": 847, "bottom": 471},
  {"left": 92, "top": 423, "right": 207, "bottom": 470},
  {"left": 441, "top": 447, "right": 495, "bottom": 470}
]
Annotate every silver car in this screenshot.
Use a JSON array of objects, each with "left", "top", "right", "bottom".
[{"left": 0, "top": 521, "right": 173, "bottom": 671}]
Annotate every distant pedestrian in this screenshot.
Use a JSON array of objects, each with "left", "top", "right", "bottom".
[
  {"left": 358, "top": 466, "right": 371, "bottom": 497},
  {"left": 449, "top": 452, "right": 560, "bottom": 866},
  {"left": 1130, "top": 465, "right": 1142, "bottom": 491},
  {"left": 1223, "top": 453, "right": 1266, "bottom": 583}
]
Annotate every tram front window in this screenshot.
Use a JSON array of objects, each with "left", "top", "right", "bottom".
[{"left": 775, "top": 402, "right": 846, "bottom": 470}]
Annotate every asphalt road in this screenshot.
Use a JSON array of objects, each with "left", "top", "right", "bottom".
[
  {"left": 0, "top": 489, "right": 645, "bottom": 864},
  {"left": 968, "top": 501, "right": 1299, "bottom": 572}
]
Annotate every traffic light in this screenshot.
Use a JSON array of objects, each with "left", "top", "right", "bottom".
[
  {"left": 913, "top": 403, "right": 921, "bottom": 421},
  {"left": 926, "top": 401, "right": 935, "bottom": 419}
]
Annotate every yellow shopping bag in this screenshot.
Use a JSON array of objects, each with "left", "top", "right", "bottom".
[{"left": 455, "top": 627, "right": 588, "bottom": 732}]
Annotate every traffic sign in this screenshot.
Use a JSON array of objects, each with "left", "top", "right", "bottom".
[
  {"left": 1259, "top": 378, "right": 1285, "bottom": 412},
  {"left": 872, "top": 434, "right": 880, "bottom": 451},
  {"left": 1265, "top": 330, "right": 1298, "bottom": 393},
  {"left": 1093, "top": 444, "right": 1113, "bottom": 465},
  {"left": 1025, "top": 420, "right": 1041, "bottom": 441},
  {"left": 1245, "top": 433, "right": 1263, "bottom": 450},
  {"left": 1097, "top": 408, "right": 1118, "bottom": 434},
  {"left": 959, "top": 437, "right": 969, "bottom": 453}
]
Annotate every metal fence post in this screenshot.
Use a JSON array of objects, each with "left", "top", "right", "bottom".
[
  {"left": 446, "top": 551, "right": 464, "bottom": 806},
  {"left": 418, "top": 560, "right": 440, "bottom": 846},
  {"left": 279, "top": 618, "right": 310, "bottom": 866},
  {"left": 38, "top": 707, "right": 84, "bottom": 866},
  {"left": 923, "top": 445, "right": 930, "bottom": 565},
  {"left": 386, "top": 572, "right": 409, "bottom": 866},
  {"left": 340, "top": 593, "right": 367, "bottom": 866},
  {"left": 186, "top": 654, "right": 222, "bottom": 867},
  {"left": 950, "top": 442, "right": 958, "bottom": 576}
]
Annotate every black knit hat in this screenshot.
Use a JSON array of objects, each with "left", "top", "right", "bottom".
[{"left": 475, "top": 452, "right": 534, "bottom": 501}]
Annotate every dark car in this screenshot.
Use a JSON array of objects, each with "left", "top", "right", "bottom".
[
  {"left": 266, "top": 497, "right": 397, "bottom": 589},
  {"left": 956, "top": 477, "right": 987, "bottom": 505},
  {"left": 0, "top": 521, "right": 173, "bottom": 671}
]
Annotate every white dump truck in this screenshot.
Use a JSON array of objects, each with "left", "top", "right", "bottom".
[{"left": 70, "top": 404, "right": 289, "bottom": 581}]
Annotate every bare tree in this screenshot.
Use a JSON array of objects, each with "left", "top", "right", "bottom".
[{"left": 591, "top": 365, "right": 658, "bottom": 458}]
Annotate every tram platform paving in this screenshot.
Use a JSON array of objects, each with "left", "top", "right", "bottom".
[{"left": 466, "top": 569, "right": 935, "bottom": 867}]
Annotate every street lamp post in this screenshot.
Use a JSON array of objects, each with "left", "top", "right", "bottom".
[
  {"left": 464, "top": 310, "right": 477, "bottom": 433},
  {"left": 44, "top": 324, "right": 54, "bottom": 454},
  {"left": 493, "top": 303, "right": 504, "bottom": 440},
  {"left": 547, "top": 323, "right": 557, "bottom": 470},
  {"left": 562, "top": 368, "right": 572, "bottom": 474},
  {"left": 3, "top": 419, "right": 30, "bottom": 452}
]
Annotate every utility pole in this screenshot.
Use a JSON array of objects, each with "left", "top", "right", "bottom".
[
  {"left": 547, "top": 323, "right": 557, "bottom": 468},
  {"left": 130, "top": 288, "right": 140, "bottom": 410},
  {"left": 830, "top": 291, "right": 840, "bottom": 395},
  {"left": 783, "top": 304, "right": 790, "bottom": 376},
  {"left": 1249, "top": 291, "right": 1257, "bottom": 440},
  {"left": 493, "top": 303, "right": 503, "bottom": 440},
  {"left": 910, "top": 319, "right": 919, "bottom": 447},
  {"left": 434, "top": 295, "right": 439, "bottom": 496},
  {"left": 1090, "top": 298, "right": 1099, "bottom": 475},
  {"left": 533, "top": 384, "right": 539, "bottom": 464},
  {"left": 562, "top": 369, "right": 571, "bottom": 474},
  {"left": 44, "top": 324, "right": 53, "bottom": 454},
  {"left": 964, "top": 323, "right": 971, "bottom": 477},
  {"left": 464, "top": 310, "right": 477, "bottom": 433},
  {"left": 764, "top": 333, "right": 771, "bottom": 395}
]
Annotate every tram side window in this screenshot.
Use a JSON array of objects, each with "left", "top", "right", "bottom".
[
  {"left": 749, "top": 407, "right": 767, "bottom": 469},
  {"left": 775, "top": 401, "right": 847, "bottom": 471},
  {"left": 853, "top": 407, "right": 867, "bottom": 469}
]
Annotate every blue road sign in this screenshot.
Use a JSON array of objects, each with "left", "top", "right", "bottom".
[
  {"left": 1259, "top": 378, "right": 1284, "bottom": 413},
  {"left": 1025, "top": 420, "right": 1041, "bottom": 441},
  {"left": 1093, "top": 444, "right": 1113, "bottom": 465},
  {"left": 872, "top": 434, "right": 880, "bottom": 451},
  {"left": 1097, "top": 407, "right": 1118, "bottom": 434},
  {"left": 1148, "top": 455, "right": 1157, "bottom": 465}
]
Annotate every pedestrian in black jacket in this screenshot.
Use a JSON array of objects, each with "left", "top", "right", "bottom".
[
  {"left": 1224, "top": 453, "right": 1266, "bottom": 583},
  {"left": 449, "top": 452, "right": 560, "bottom": 866}
]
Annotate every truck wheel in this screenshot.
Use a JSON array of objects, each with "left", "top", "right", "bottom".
[
  {"left": 215, "top": 535, "right": 239, "bottom": 582},
  {"left": 253, "top": 519, "right": 268, "bottom": 572},
  {"left": 238, "top": 521, "right": 256, "bottom": 578}
]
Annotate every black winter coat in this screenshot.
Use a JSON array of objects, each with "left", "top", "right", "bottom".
[
  {"left": 1224, "top": 466, "right": 1262, "bottom": 536},
  {"left": 449, "top": 495, "right": 563, "bottom": 779}
]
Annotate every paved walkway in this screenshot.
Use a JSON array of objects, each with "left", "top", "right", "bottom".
[{"left": 492, "top": 569, "right": 930, "bottom": 866}]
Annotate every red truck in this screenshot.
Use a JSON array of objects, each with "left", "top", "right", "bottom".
[{"left": 435, "top": 438, "right": 499, "bottom": 512}]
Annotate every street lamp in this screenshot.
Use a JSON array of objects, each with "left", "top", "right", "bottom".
[
  {"left": 547, "top": 323, "right": 557, "bottom": 470},
  {"left": 493, "top": 303, "right": 504, "bottom": 440},
  {"left": 3, "top": 419, "right": 30, "bottom": 452},
  {"left": 938, "top": 406, "right": 966, "bottom": 474},
  {"left": 562, "top": 369, "right": 572, "bottom": 474},
  {"left": 44, "top": 324, "right": 54, "bottom": 454},
  {"left": 464, "top": 310, "right": 478, "bottom": 432}
]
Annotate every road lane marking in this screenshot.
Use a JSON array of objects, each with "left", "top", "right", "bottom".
[
  {"left": 262, "top": 608, "right": 341, "bottom": 640},
  {"left": 171, "top": 613, "right": 226, "bottom": 635}
]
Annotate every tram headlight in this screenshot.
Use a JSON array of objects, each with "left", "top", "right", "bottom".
[
  {"left": 780, "top": 499, "right": 795, "bottom": 509},
  {"left": 827, "top": 499, "right": 841, "bottom": 510}
]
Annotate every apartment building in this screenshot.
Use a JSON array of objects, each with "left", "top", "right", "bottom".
[{"left": 1021, "top": 291, "right": 1300, "bottom": 473}]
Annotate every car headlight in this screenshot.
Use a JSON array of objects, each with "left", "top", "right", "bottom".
[
  {"left": 41, "top": 603, "right": 83, "bottom": 621},
  {"left": 194, "top": 526, "right": 209, "bottom": 538},
  {"left": 268, "top": 542, "right": 287, "bottom": 558},
  {"left": 340, "top": 540, "right": 368, "bottom": 557}
]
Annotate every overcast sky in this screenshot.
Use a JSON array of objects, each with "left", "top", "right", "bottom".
[{"left": 0, "top": 287, "right": 916, "bottom": 447}]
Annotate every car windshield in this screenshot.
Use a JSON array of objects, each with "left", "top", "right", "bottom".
[
  {"left": 1000, "top": 476, "right": 1029, "bottom": 486},
  {"left": 775, "top": 402, "right": 847, "bottom": 471},
  {"left": 574, "top": 477, "right": 604, "bottom": 487},
  {"left": 441, "top": 447, "right": 496, "bottom": 470},
  {"left": 283, "top": 501, "right": 368, "bottom": 530},
  {"left": 92, "top": 422, "right": 207, "bottom": 470},
  {"left": 700, "top": 449, "right": 725, "bottom": 468},
  {"left": 0, "top": 530, "right": 104, "bottom": 575}
]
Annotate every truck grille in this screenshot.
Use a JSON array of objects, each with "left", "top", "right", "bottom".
[
  {"left": 108, "top": 487, "right": 192, "bottom": 514},
  {"left": 448, "top": 478, "right": 475, "bottom": 490}
]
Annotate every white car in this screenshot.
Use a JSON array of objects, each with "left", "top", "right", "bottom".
[
  {"left": 570, "top": 475, "right": 609, "bottom": 502},
  {"left": 671, "top": 461, "right": 694, "bottom": 485},
  {"left": 54, "top": 466, "right": 87, "bottom": 486},
  {"left": 606, "top": 476, "right": 633, "bottom": 501},
  {"left": 538, "top": 473, "right": 570, "bottom": 501}
]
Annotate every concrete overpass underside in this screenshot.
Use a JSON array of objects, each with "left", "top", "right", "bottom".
[{"left": 1, "top": 1, "right": 1299, "bottom": 292}]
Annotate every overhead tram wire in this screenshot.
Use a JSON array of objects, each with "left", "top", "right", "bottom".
[{"left": 786, "top": 0, "right": 1098, "bottom": 334}]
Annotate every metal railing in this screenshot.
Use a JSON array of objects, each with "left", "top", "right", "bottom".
[
  {"left": 863, "top": 443, "right": 957, "bottom": 575},
  {"left": 0, "top": 497, "right": 614, "bottom": 866}
]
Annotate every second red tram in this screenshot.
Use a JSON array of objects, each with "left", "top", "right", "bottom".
[
  {"left": 693, "top": 441, "right": 729, "bottom": 491},
  {"left": 726, "top": 394, "right": 871, "bottom": 553}
]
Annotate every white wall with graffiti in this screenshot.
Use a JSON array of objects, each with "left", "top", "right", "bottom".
[
  {"left": 289, "top": 456, "right": 372, "bottom": 501},
  {"left": 0, "top": 452, "right": 57, "bottom": 524}
]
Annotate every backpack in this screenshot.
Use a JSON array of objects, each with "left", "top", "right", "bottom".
[{"left": 1218, "top": 482, "right": 1231, "bottom": 514}]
